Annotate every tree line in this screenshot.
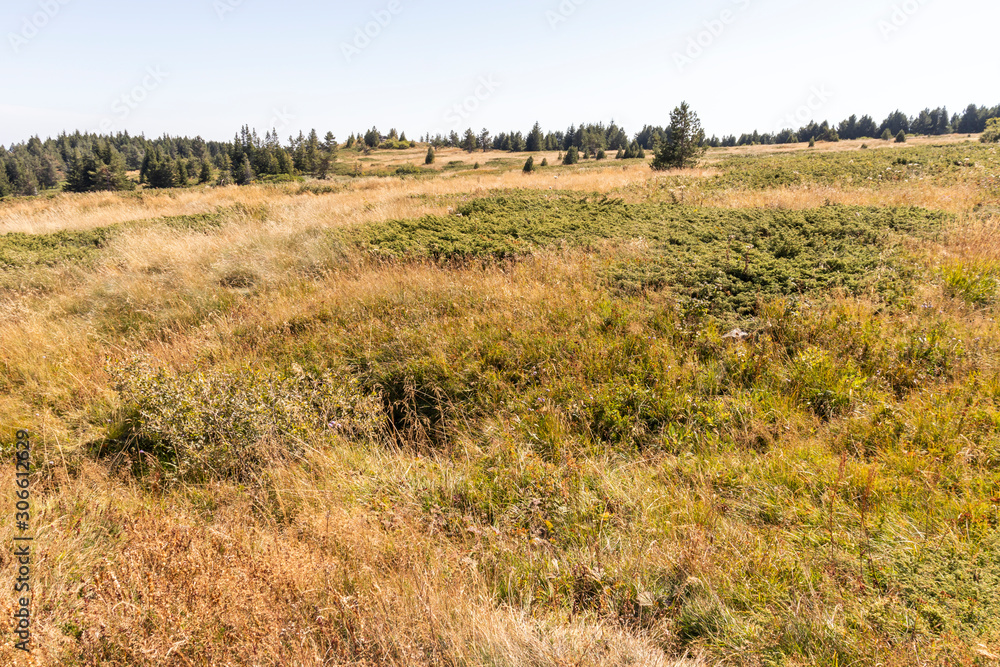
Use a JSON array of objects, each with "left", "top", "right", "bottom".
[
  {"left": 719, "top": 103, "right": 1000, "bottom": 147},
  {"left": 1, "top": 101, "right": 997, "bottom": 198},
  {"left": 0, "top": 126, "right": 339, "bottom": 197}
]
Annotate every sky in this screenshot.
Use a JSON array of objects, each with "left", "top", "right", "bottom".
[{"left": 1, "top": 0, "right": 998, "bottom": 146}]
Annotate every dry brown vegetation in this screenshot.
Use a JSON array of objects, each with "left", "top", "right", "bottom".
[{"left": 1, "top": 138, "right": 999, "bottom": 665}]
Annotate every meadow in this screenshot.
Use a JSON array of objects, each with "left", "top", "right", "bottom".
[{"left": 0, "top": 136, "right": 999, "bottom": 666}]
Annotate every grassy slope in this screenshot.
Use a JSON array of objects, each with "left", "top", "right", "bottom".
[{"left": 0, "top": 141, "right": 999, "bottom": 666}]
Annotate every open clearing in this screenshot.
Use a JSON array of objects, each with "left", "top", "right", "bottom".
[{"left": 1, "top": 138, "right": 999, "bottom": 665}]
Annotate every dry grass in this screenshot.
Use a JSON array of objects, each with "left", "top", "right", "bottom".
[{"left": 1, "top": 141, "right": 999, "bottom": 665}]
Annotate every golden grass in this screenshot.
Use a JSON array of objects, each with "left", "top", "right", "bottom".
[
  {"left": 1, "top": 142, "right": 998, "bottom": 665},
  {"left": 704, "top": 132, "right": 982, "bottom": 159}
]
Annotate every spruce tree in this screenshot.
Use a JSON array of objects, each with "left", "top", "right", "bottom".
[
  {"left": 881, "top": 129, "right": 893, "bottom": 141},
  {"left": 651, "top": 102, "right": 706, "bottom": 170},
  {"left": 463, "top": 129, "right": 477, "bottom": 153},
  {"left": 234, "top": 154, "right": 255, "bottom": 185},
  {"left": 895, "top": 130, "right": 907, "bottom": 143},
  {"left": 596, "top": 148, "right": 606, "bottom": 160},
  {"left": 523, "top": 156, "right": 535, "bottom": 173},
  {"left": 526, "top": 122, "right": 544, "bottom": 152},
  {"left": 809, "top": 137, "right": 816, "bottom": 148},
  {"left": 317, "top": 155, "right": 332, "bottom": 179},
  {"left": 562, "top": 146, "right": 579, "bottom": 165},
  {"left": 426, "top": 146, "right": 435, "bottom": 164},
  {"left": 540, "top": 158, "right": 548, "bottom": 167},
  {"left": 199, "top": 160, "right": 212, "bottom": 184}
]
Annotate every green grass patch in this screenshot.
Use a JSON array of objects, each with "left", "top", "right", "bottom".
[
  {"left": 356, "top": 192, "right": 944, "bottom": 314},
  {"left": 0, "top": 227, "right": 116, "bottom": 268}
]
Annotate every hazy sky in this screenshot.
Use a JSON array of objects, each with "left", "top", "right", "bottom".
[{"left": 1, "top": 0, "right": 997, "bottom": 145}]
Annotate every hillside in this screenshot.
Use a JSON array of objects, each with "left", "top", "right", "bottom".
[{"left": 1, "top": 137, "right": 999, "bottom": 665}]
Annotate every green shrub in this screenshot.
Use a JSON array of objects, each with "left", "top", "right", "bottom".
[
  {"left": 103, "top": 360, "right": 381, "bottom": 483},
  {"left": 981, "top": 117, "right": 1000, "bottom": 143}
]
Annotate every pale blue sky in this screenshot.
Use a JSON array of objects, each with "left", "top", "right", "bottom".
[{"left": 1, "top": 0, "right": 997, "bottom": 145}]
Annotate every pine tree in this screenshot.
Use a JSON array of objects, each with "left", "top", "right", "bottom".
[
  {"left": 463, "top": 129, "right": 477, "bottom": 153},
  {"left": 562, "top": 146, "right": 579, "bottom": 165},
  {"left": 526, "top": 122, "right": 544, "bottom": 152},
  {"left": 808, "top": 137, "right": 816, "bottom": 148},
  {"left": 540, "top": 158, "right": 548, "bottom": 167},
  {"left": 895, "top": 130, "right": 907, "bottom": 143},
  {"left": 652, "top": 102, "right": 706, "bottom": 171},
  {"left": 324, "top": 132, "right": 338, "bottom": 156},
  {"left": 234, "top": 154, "right": 255, "bottom": 185},
  {"left": 615, "top": 149, "right": 624, "bottom": 160},
  {"left": 199, "top": 160, "right": 212, "bottom": 184},
  {"left": 596, "top": 148, "right": 606, "bottom": 160},
  {"left": 317, "top": 155, "right": 332, "bottom": 179},
  {"left": 425, "top": 146, "right": 435, "bottom": 164},
  {"left": 523, "top": 156, "right": 535, "bottom": 173},
  {"left": 881, "top": 129, "right": 892, "bottom": 141}
]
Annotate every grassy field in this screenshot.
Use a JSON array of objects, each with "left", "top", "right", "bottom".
[{"left": 1, "top": 137, "right": 999, "bottom": 665}]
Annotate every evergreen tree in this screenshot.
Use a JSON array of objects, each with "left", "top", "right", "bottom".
[
  {"left": 540, "top": 158, "right": 548, "bottom": 167},
  {"left": 199, "top": 159, "right": 212, "bottom": 184},
  {"left": 895, "top": 130, "right": 907, "bottom": 143},
  {"left": 526, "top": 122, "right": 544, "bottom": 152},
  {"left": 881, "top": 129, "right": 893, "bottom": 141},
  {"left": 425, "top": 146, "right": 435, "bottom": 164},
  {"left": 809, "top": 136, "right": 816, "bottom": 148},
  {"left": 324, "top": 132, "right": 338, "bottom": 155},
  {"left": 652, "top": 102, "right": 706, "bottom": 171},
  {"left": 0, "top": 162, "right": 12, "bottom": 197},
  {"left": 596, "top": 148, "right": 606, "bottom": 160},
  {"left": 462, "top": 129, "right": 477, "bottom": 153},
  {"left": 562, "top": 146, "right": 579, "bottom": 165},
  {"left": 234, "top": 154, "right": 255, "bottom": 185},
  {"left": 523, "top": 156, "right": 535, "bottom": 173}
]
